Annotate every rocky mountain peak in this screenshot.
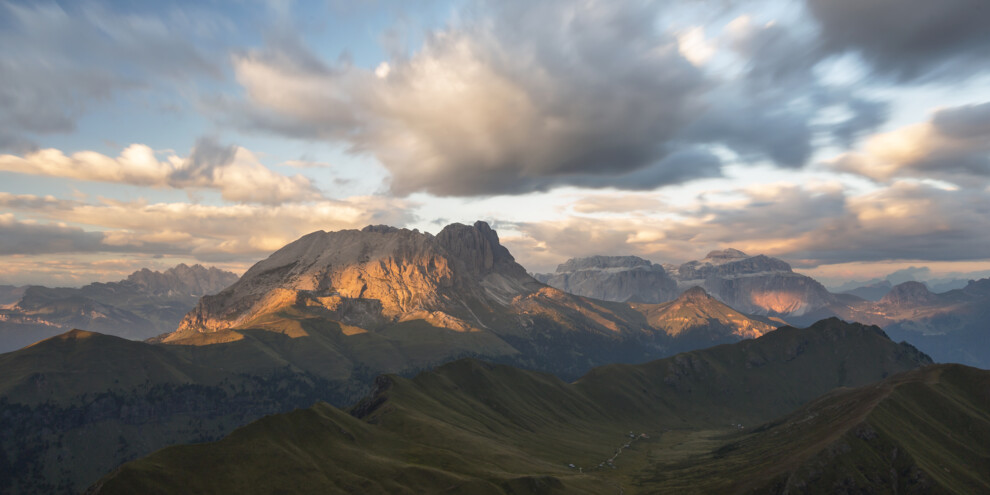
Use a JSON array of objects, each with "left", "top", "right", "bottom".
[
  {"left": 880, "top": 281, "right": 936, "bottom": 307},
  {"left": 170, "top": 221, "right": 538, "bottom": 338},
  {"left": 534, "top": 255, "right": 677, "bottom": 304},
  {"left": 554, "top": 255, "right": 655, "bottom": 273},
  {"left": 126, "top": 264, "right": 239, "bottom": 296},
  {"left": 676, "top": 286, "right": 713, "bottom": 303},
  {"left": 703, "top": 248, "right": 749, "bottom": 262},
  {"left": 436, "top": 221, "right": 518, "bottom": 276}
]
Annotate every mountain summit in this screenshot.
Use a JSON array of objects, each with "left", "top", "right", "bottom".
[
  {"left": 534, "top": 255, "right": 678, "bottom": 303},
  {"left": 170, "top": 222, "right": 539, "bottom": 338}
]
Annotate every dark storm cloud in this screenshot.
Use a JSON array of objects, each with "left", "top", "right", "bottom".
[{"left": 806, "top": 0, "right": 990, "bottom": 81}]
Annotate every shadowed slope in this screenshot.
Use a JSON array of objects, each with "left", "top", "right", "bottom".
[
  {"left": 635, "top": 364, "right": 990, "bottom": 494},
  {"left": 89, "top": 319, "right": 932, "bottom": 495}
]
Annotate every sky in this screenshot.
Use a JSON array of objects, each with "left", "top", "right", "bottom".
[{"left": 1, "top": 0, "right": 990, "bottom": 288}]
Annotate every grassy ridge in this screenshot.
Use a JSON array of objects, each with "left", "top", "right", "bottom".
[
  {"left": 633, "top": 364, "right": 990, "bottom": 494},
  {"left": 90, "top": 319, "right": 935, "bottom": 494}
]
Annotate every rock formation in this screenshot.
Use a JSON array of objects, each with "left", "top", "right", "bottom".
[{"left": 534, "top": 255, "right": 678, "bottom": 303}]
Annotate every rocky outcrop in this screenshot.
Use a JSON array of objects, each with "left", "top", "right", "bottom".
[
  {"left": 541, "top": 250, "right": 835, "bottom": 318},
  {"left": 170, "top": 222, "right": 542, "bottom": 339},
  {"left": 878, "top": 281, "right": 936, "bottom": 309},
  {"left": 671, "top": 250, "right": 835, "bottom": 317},
  {"left": 630, "top": 286, "right": 777, "bottom": 343},
  {"left": 0, "top": 264, "right": 240, "bottom": 352},
  {"left": 124, "top": 264, "right": 239, "bottom": 297},
  {"left": 534, "top": 255, "right": 679, "bottom": 303}
]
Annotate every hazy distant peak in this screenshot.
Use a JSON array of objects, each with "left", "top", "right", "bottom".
[
  {"left": 880, "top": 280, "right": 935, "bottom": 306},
  {"left": 125, "top": 263, "right": 239, "bottom": 296},
  {"left": 554, "top": 255, "right": 655, "bottom": 273},
  {"left": 703, "top": 248, "right": 749, "bottom": 261}
]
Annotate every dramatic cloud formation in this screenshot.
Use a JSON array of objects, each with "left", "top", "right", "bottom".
[
  {"left": 220, "top": 0, "right": 887, "bottom": 196},
  {"left": 0, "top": 138, "right": 321, "bottom": 204},
  {"left": 806, "top": 0, "right": 990, "bottom": 81},
  {"left": 830, "top": 102, "right": 990, "bottom": 184},
  {"left": 2, "top": 0, "right": 990, "bottom": 285}
]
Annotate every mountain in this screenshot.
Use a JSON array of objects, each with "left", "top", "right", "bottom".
[
  {"left": 0, "top": 264, "right": 238, "bottom": 352},
  {"left": 0, "top": 223, "right": 783, "bottom": 494},
  {"left": 627, "top": 286, "right": 779, "bottom": 353},
  {"left": 853, "top": 279, "right": 990, "bottom": 368},
  {"left": 88, "top": 319, "right": 933, "bottom": 495},
  {"left": 0, "top": 329, "right": 353, "bottom": 494},
  {"left": 160, "top": 222, "right": 778, "bottom": 381},
  {"left": 540, "top": 250, "right": 836, "bottom": 318},
  {"left": 840, "top": 279, "right": 893, "bottom": 301},
  {"left": 0, "top": 285, "right": 26, "bottom": 306},
  {"left": 533, "top": 255, "right": 679, "bottom": 303},
  {"left": 638, "top": 364, "right": 990, "bottom": 493},
  {"left": 670, "top": 249, "right": 836, "bottom": 317}
]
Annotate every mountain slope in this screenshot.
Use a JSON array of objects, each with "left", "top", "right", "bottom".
[
  {"left": 0, "top": 329, "right": 357, "bottom": 494},
  {"left": 635, "top": 364, "right": 990, "bottom": 493},
  {"left": 0, "top": 264, "right": 238, "bottom": 352},
  {"left": 89, "top": 319, "right": 931, "bottom": 495},
  {"left": 827, "top": 278, "right": 990, "bottom": 368}
]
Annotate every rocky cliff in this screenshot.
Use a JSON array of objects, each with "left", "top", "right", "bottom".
[
  {"left": 0, "top": 264, "right": 240, "bottom": 352},
  {"left": 170, "top": 222, "right": 540, "bottom": 339},
  {"left": 539, "top": 250, "right": 835, "bottom": 318},
  {"left": 671, "top": 249, "right": 836, "bottom": 316},
  {"left": 534, "top": 255, "right": 679, "bottom": 303}
]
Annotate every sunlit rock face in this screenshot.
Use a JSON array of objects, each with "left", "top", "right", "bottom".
[
  {"left": 630, "top": 286, "right": 776, "bottom": 340},
  {"left": 534, "top": 255, "right": 679, "bottom": 303},
  {"left": 670, "top": 250, "right": 836, "bottom": 317},
  {"left": 170, "top": 222, "right": 542, "bottom": 340}
]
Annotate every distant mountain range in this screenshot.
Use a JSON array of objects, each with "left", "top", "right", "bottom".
[
  {"left": 1, "top": 221, "right": 985, "bottom": 493},
  {"left": 0, "top": 264, "right": 238, "bottom": 352},
  {"left": 537, "top": 252, "right": 990, "bottom": 369},
  {"left": 536, "top": 249, "right": 835, "bottom": 316},
  {"left": 87, "top": 319, "right": 961, "bottom": 495},
  {"left": 0, "top": 222, "right": 784, "bottom": 493},
  {"left": 160, "top": 222, "right": 779, "bottom": 381}
]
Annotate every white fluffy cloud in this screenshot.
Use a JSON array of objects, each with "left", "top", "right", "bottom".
[{"left": 0, "top": 138, "right": 321, "bottom": 204}]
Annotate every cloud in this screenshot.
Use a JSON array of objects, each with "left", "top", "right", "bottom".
[
  {"left": 0, "top": 214, "right": 105, "bottom": 255},
  {"left": 0, "top": 194, "right": 414, "bottom": 262},
  {"left": 503, "top": 180, "right": 990, "bottom": 272},
  {"left": 216, "top": 0, "right": 889, "bottom": 196},
  {"left": 0, "top": 1, "right": 226, "bottom": 148},
  {"left": 0, "top": 138, "right": 322, "bottom": 204},
  {"left": 806, "top": 0, "right": 990, "bottom": 81},
  {"left": 225, "top": 0, "right": 718, "bottom": 196},
  {"left": 830, "top": 101, "right": 990, "bottom": 184}
]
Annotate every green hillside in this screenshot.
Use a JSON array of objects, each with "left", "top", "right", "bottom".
[
  {"left": 89, "top": 319, "right": 934, "bottom": 494},
  {"left": 633, "top": 364, "right": 990, "bottom": 493}
]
